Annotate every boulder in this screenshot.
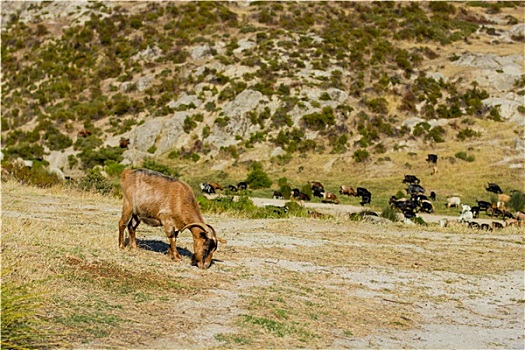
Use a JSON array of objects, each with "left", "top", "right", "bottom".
[{"left": 191, "top": 45, "right": 212, "bottom": 60}]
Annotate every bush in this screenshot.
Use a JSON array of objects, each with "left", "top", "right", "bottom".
[
  {"left": 77, "top": 168, "right": 115, "bottom": 195},
  {"left": 246, "top": 162, "right": 272, "bottom": 189},
  {"left": 142, "top": 159, "right": 179, "bottom": 177},
  {"left": 1, "top": 161, "right": 62, "bottom": 188},
  {"left": 353, "top": 149, "right": 370, "bottom": 163},
  {"left": 381, "top": 205, "right": 399, "bottom": 222},
  {"left": 455, "top": 151, "right": 475, "bottom": 162},
  {"left": 302, "top": 107, "right": 335, "bottom": 131},
  {"left": 44, "top": 127, "right": 73, "bottom": 151},
  {"left": 508, "top": 191, "right": 525, "bottom": 212},
  {"left": 78, "top": 146, "right": 124, "bottom": 170},
  {"left": 457, "top": 127, "right": 481, "bottom": 141}
]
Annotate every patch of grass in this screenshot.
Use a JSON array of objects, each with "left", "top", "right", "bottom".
[
  {"left": 64, "top": 257, "right": 189, "bottom": 295},
  {"left": 1, "top": 268, "right": 61, "bottom": 349},
  {"left": 215, "top": 333, "right": 252, "bottom": 345}
]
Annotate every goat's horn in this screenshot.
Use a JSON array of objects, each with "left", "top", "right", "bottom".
[
  {"left": 180, "top": 222, "right": 210, "bottom": 234},
  {"left": 179, "top": 222, "right": 227, "bottom": 244},
  {"left": 206, "top": 224, "right": 227, "bottom": 244}
]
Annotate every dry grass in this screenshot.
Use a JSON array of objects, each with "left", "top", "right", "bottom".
[{"left": 2, "top": 180, "right": 523, "bottom": 348}]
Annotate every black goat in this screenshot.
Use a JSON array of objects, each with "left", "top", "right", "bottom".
[
  {"left": 426, "top": 154, "right": 438, "bottom": 164},
  {"left": 402, "top": 174, "right": 420, "bottom": 184},
  {"left": 485, "top": 182, "right": 502, "bottom": 194}
]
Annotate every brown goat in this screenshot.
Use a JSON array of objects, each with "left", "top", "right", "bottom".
[
  {"left": 322, "top": 192, "right": 340, "bottom": 204},
  {"left": 208, "top": 182, "right": 224, "bottom": 191},
  {"left": 339, "top": 185, "right": 356, "bottom": 197},
  {"left": 118, "top": 169, "right": 225, "bottom": 269}
]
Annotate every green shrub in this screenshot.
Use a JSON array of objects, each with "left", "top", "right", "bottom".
[
  {"left": 454, "top": 151, "right": 475, "bottom": 162},
  {"left": 302, "top": 106, "right": 335, "bottom": 131},
  {"left": 44, "top": 127, "right": 72, "bottom": 151},
  {"left": 1, "top": 161, "right": 62, "bottom": 188},
  {"left": 104, "top": 161, "right": 126, "bottom": 178},
  {"left": 74, "top": 135, "right": 103, "bottom": 151},
  {"left": 246, "top": 162, "right": 272, "bottom": 189},
  {"left": 365, "top": 97, "right": 389, "bottom": 114},
  {"left": 4, "top": 143, "right": 45, "bottom": 161},
  {"left": 352, "top": 149, "right": 370, "bottom": 163},
  {"left": 457, "top": 127, "right": 481, "bottom": 141},
  {"left": 381, "top": 205, "right": 399, "bottom": 222},
  {"left": 77, "top": 168, "right": 115, "bottom": 195},
  {"left": 142, "top": 159, "right": 179, "bottom": 177},
  {"left": 215, "top": 116, "right": 230, "bottom": 128},
  {"left": 426, "top": 126, "right": 446, "bottom": 143},
  {"left": 78, "top": 146, "right": 124, "bottom": 170},
  {"left": 508, "top": 191, "right": 525, "bottom": 212}
]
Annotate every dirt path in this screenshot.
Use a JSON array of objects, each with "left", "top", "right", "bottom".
[{"left": 248, "top": 196, "right": 505, "bottom": 225}]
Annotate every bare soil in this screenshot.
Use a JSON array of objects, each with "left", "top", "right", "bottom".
[{"left": 2, "top": 181, "right": 524, "bottom": 349}]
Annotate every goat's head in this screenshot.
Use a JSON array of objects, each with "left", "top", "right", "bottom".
[
  {"left": 461, "top": 204, "right": 471, "bottom": 213},
  {"left": 180, "top": 223, "right": 218, "bottom": 269}
]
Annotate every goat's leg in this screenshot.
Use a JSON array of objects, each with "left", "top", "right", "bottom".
[
  {"left": 118, "top": 204, "right": 133, "bottom": 249},
  {"left": 162, "top": 222, "right": 182, "bottom": 261},
  {"left": 128, "top": 214, "right": 140, "bottom": 249}
]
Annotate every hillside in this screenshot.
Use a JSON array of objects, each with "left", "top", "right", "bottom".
[{"left": 1, "top": 1, "right": 524, "bottom": 196}]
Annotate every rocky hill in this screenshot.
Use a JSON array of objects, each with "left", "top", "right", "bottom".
[{"left": 1, "top": 1, "right": 524, "bottom": 184}]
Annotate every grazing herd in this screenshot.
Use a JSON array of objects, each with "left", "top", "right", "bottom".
[
  {"left": 389, "top": 174, "right": 435, "bottom": 220},
  {"left": 196, "top": 152, "right": 523, "bottom": 230},
  {"left": 200, "top": 181, "right": 247, "bottom": 194}
]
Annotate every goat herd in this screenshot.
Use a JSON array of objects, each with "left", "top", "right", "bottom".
[{"left": 198, "top": 154, "right": 524, "bottom": 230}]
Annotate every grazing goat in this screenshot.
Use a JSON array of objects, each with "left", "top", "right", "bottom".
[
  {"left": 200, "top": 182, "right": 215, "bottom": 194},
  {"left": 476, "top": 200, "right": 491, "bottom": 212},
  {"left": 429, "top": 191, "right": 437, "bottom": 201},
  {"left": 119, "top": 138, "right": 130, "bottom": 149},
  {"left": 431, "top": 166, "right": 438, "bottom": 176},
  {"left": 291, "top": 188, "right": 310, "bottom": 201},
  {"left": 310, "top": 181, "right": 325, "bottom": 198},
  {"left": 339, "top": 185, "right": 356, "bottom": 197},
  {"left": 237, "top": 181, "right": 248, "bottom": 191},
  {"left": 419, "top": 199, "right": 434, "bottom": 213},
  {"left": 309, "top": 181, "right": 324, "bottom": 193},
  {"left": 209, "top": 182, "right": 224, "bottom": 192},
  {"left": 356, "top": 187, "right": 371, "bottom": 206},
  {"left": 426, "top": 154, "right": 438, "bottom": 164},
  {"left": 77, "top": 128, "right": 92, "bottom": 138},
  {"left": 321, "top": 192, "right": 340, "bottom": 204},
  {"left": 226, "top": 185, "right": 238, "bottom": 192},
  {"left": 446, "top": 196, "right": 461, "bottom": 208},
  {"left": 402, "top": 174, "right": 420, "bottom": 184},
  {"left": 272, "top": 190, "right": 284, "bottom": 199},
  {"left": 406, "top": 184, "right": 425, "bottom": 196},
  {"left": 459, "top": 205, "right": 473, "bottom": 222},
  {"left": 119, "top": 169, "right": 224, "bottom": 269},
  {"left": 485, "top": 182, "right": 503, "bottom": 194},
  {"left": 497, "top": 194, "right": 510, "bottom": 204}
]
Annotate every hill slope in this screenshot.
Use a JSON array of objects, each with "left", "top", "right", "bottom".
[{"left": 1, "top": 1, "right": 524, "bottom": 193}]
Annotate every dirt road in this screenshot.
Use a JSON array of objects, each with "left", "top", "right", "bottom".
[{"left": 248, "top": 196, "right": 505, "bottom": 226}]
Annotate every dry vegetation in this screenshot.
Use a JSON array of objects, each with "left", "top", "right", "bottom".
[{"left": 2, "top": 180, "right": 523, "bottom": 348}]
